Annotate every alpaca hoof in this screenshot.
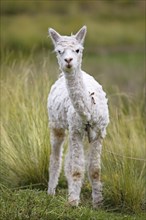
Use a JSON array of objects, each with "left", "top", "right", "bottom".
[
  {"left": 93, "top": 201, "right": 103, "bottom": 209},
  {"left": 93, "top": 197, "right": 103, "bottom": 209},
  {"left": 47, "top": 188, "right": 55, "bottom": 196},
  {"left": 68, "top": 198, "right": 79, "bottom": 207}
]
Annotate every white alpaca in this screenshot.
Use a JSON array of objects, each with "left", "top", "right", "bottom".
[{"left": 47, "top": 26, "right": 109, "bottom": 208}]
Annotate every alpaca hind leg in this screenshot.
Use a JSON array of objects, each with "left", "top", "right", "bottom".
[
  {"left": 65, "top": 131, "right": 85, "bottom": 206},
  {"left": 48, "top": 128, "right": 65, "bottom": 195},
  {"left": 88, "top": 138, "right": 103, "bottom": 208}
]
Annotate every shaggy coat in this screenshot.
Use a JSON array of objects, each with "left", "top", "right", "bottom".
[{"left": 47, "top": 26, "right": 109, "bottom": 208}]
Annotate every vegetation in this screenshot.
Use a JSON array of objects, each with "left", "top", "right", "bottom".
[
  {"left": 0, "top": 1, "right": 145, "bottom": 219},
  {"left": 1, "top": 186, "right": 145, "bottom": 220},
  {"left": 1, "top": 0, "right": 145, "bottom": 54}
]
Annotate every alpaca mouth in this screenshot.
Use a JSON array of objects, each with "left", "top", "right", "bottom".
[{"left": 66, "top": 64, "right": 72, "bottom": 69}]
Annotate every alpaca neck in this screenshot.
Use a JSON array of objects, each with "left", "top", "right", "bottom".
[{"left": 64, "top": 68, "right": 90, "bottom": 123}]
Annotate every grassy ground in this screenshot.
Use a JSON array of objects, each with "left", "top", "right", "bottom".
[
  {"left": 0, "top": 186, "right": 145, "bottom": 220},
  {"left": 0, "top": 1, "right": 145, "bottom": 219},
  {"left": 0, "top": 55, "right": 145, "bottom": 219}
]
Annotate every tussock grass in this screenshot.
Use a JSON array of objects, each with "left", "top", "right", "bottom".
[
  {"left": 0, "top": 57, "right": 51, "bottom": 188},
  {"left": 0, "top": 56, "right": 145, "bottom": 214},
  {"left": 102, "top": 94, "right": 145, "bottom": 213}
]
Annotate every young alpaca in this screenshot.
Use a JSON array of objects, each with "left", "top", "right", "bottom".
[{"left": 47, "top": 26, "right": 109, "bottom": 208}]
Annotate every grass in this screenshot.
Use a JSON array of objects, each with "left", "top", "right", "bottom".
[
  {"left": 0, "top": 1, "right": 145, "bottom": 218},
  {"left": 0, "top": 187, "right": 145, "bottom": 220},
  {"left": 0, "top": 56, "right": 51, "bottom": 188},
  {"left": 0, "top": 55, "right": 145, "bottom": 218},
  {"left": 1, "top": 1, "right": 145, "bottom": 54},
  {"left": 103, "top": 95, "right": 145, "bottom": 213}
]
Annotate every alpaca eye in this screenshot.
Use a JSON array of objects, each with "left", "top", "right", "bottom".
[
  {"left": 58, "top": 50, "right": 61, "bottom": 54},
  {"left": 76, "top": 49, "right": 80, "bottom": 53}
]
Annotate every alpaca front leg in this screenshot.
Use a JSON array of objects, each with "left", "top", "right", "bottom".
[
  {"left": 65, "top": 131, "right": 85, "bottom": 206},
  {"left": 48, "top": 128, "right": 65, "bottom": 195},
  {"left": 88, "top": 138, "right": 103, "bottom": 208}
]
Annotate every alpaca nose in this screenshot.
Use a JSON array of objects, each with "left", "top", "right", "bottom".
[{"left": 64, "top": 58, "right": 73, "bottom": 64}]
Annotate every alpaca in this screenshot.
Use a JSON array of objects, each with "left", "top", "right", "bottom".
[{"left": 47, "top": 26, "right": 109, "bottom": 208}]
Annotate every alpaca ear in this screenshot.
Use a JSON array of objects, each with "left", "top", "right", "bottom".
[
  {"left": 75, "top": 26, "right": 87, "bottom": 45},
  {"left": 48, "top": 28, "right": 61, "bottom": 46}
]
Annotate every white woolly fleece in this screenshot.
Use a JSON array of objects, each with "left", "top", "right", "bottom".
[
  {"left": 48, "top": 70, "right": 109, "bottom": 139},
  {"left": 47, "top": 26, "right": 109, "bottom": 208}
]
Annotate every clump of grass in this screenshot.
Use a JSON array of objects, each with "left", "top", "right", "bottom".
[
  {"left": 0, "top": 56, "right": 52, "bottom": 188},
  {"left": 102, "top": 94, "right": 146, "bottom": 213},
  {"left": 0, "top": 56, "right": 145, "bottom": 214}
]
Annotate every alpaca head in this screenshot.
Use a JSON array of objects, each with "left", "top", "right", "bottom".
[{"left": 48, "top": 26, "right": 87, "bottom": 73}]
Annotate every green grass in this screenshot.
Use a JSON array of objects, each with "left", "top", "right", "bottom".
[
  {"left": 1, "top": 0, "right": 145, "bottom": 54},
  {"left": 0, "top": 55, "right": 145, "bottom": 217},
  {"left": 103, "top": 95, "right": 145, "bottom": 213},
  {"left": 0, "top": 1, "right": 145, "bottom": 218},
  {"left": 0, "top": 186, "right": 145, "bottom": 220},
  {"left": 0, "top": 56, "right": 51, "bottom": 188}
]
